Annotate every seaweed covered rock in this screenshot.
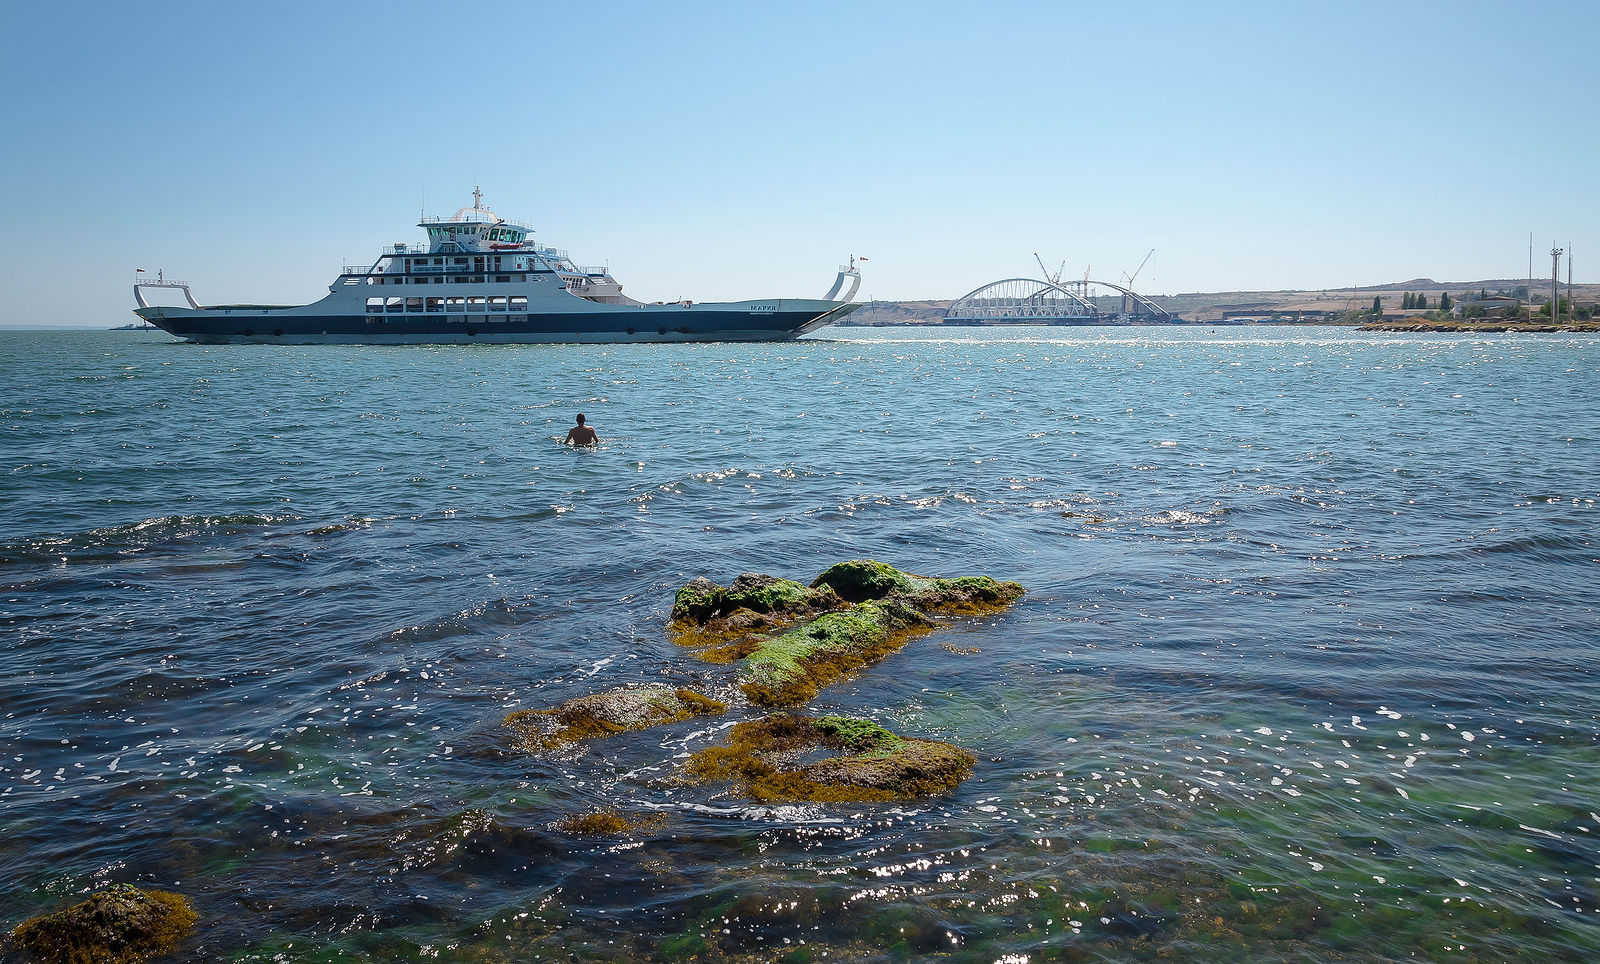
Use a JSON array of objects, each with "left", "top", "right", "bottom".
[
  {"left": 671, "top": 573, "right": 841, "bottom": 629},
  {"left": 812, "top": 559, "right": 1025, "bottom": 616},
  {"left": 504, "top": 683, "right": 726, "bottom": 750},
  {"left": 809, "top": 559, "right": 922, "bottom": 603},
  {"left": 686, "top": 713, "right": 976, "bottom": 802},
  {"left": 739, "top": 599, "right": 933, "bottom": 707},
  {"left": 906, "top": 574, "right": 1026, "bottom": 616},
  {"left": 670, "top": 561, "right": 1024, "bottom": 706},
  {"left": 8, "top": 883, "right": 198, "bottom": 964},
  {"left": 553, "top": 809, "right": 667, "bottom": 836}
]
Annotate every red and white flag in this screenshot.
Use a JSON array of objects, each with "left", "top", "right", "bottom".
[
  {"left": 858, "top": 256, "right": 869, "bottom": 262},
  {"left": 135, "top": 268, "right": 145, "bottom": 273}
]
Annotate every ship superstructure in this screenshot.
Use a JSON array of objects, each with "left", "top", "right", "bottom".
[{"left": 133, "top": 189, "right": 860, "bottom": 344}]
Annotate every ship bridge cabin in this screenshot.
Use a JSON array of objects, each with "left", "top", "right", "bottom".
[{"left": 346, "top": 189, "right": 637, "bottom": 309}]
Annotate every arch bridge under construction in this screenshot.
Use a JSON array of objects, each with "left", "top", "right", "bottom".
[{"left": 943, "top": 276, "right": 1172, "bottom": 325}]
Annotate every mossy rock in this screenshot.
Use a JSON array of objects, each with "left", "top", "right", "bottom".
[
  {"left": 671, "top": 573, "right": 835, "bottom": 624},
  {"left": 739, "top": 599, "right": 933, "bottom": 707},
  {"left": 686, "top": 713, "right": 975, "bottom": 802},
  {"left": 811, "top": 560, "right": 1025, "bottom": 615},
  {"left": 809, "top": 559, "right": 925, "bottom": 602},
  {"left": 553, "top": 809, "right": 666, "bottom": 836},
  {"left": 912, "top": 575, "right": 1026, "bottom": 615},
  {"left": 504, "top": 684, "right": 726, "bottom": 749},
  {"left": 669, "top": 573, "right": 844, "bottom": 655},
  {"left": 671, "top": 562, "right": 1024, "bottom": 703},
  {"left": 8, "top": 883, "right": 198, "bottom": 964},
  {"left": 670, "top": 576, "right": 725, "bottom": 622}
]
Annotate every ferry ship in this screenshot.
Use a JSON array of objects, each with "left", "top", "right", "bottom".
[{"left": 132, "top": 189, "right": 861, "bottom": 344}]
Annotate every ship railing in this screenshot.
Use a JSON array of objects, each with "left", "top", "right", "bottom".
[
  {"left": 577, "top": 265, "right": 610, "bottom": 276},
  {"left": 419, "top": 214, "right": 536, "bottom": 230}
]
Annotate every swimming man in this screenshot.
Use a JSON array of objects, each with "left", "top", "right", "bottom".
[{"left": 565, "top": 413, "right": 598, "bottom": 446}]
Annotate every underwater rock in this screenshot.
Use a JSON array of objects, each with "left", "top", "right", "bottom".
[
  {"left": 504, "top": 683, "right": 726, "bottom": 749},
  {"left": 686, "top": 713, "right": 976, "bottom": 802},
  {"left": 8, "top": 883, "right": 197, "bottom": 964},
  {"left": 553, "top": 809, "right": 666, "bottom": 836}
]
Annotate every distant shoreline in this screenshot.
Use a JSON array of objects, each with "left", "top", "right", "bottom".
[{"left": 1359, "top": 320, "right": 1600, "bottom": 333}]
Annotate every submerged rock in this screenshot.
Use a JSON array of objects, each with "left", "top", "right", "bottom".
[
  {"left": 504, "top": 683, "right": 726, "bottom": 749},
  {"left": 553, "top": 809, "right": 667, "bottom": 836},
  {"left": 686, "top": 713, "right": 976, "bottom": 802},
  {"left": 8, "top": 883, "right": 197, "bottom": 963}
]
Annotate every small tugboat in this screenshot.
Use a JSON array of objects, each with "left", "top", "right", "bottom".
[{"left": 133, "top": 189, "right": 861, "bottom": 344}]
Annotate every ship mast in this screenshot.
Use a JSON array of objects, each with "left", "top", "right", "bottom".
[{"left": 473, "top": 185, "right": 483, "bottom": 211}]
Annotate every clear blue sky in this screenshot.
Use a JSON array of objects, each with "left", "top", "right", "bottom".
[{"left": 2, "top": 0, "right": 1594, "bottom": 326}]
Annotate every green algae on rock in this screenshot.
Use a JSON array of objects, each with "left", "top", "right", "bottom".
[
  {"left": 686, "top": 713, "right": 976, "bottom": 802},
  {"left": 504, "top": 683, "right": 726, "bottom": 750},
  {"left": 8, "top": 883, "right": 198, "bottom": 964},
  {"left": 811, "top": 560, "right": 1025, "bottom": 615},
  {"left": 669, "top": 573, "right": 844, "bottom": 651},
  {"left": 739, "top": 599, "right": 933, "bottom": 707},
  {"left": 672, "top": 573, "right": 837, "bottom": 623},
  {"left": 670, "top": 561, "right": 1024, "bottom": 706},
  {"left": 808, "top": 559, "right": 922, "bottom": 602}
]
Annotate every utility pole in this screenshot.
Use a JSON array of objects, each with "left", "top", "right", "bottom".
[{"left": 1551, "top": 247, "right": 1564, "bottom": 325}]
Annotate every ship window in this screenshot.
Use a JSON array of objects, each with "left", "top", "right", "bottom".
[
  {"left": 385, "top": 297, "right": 404, "bottom": 312},
  {"left": 496, "top": 275, "right": 510, "bottom": 283},
  {"left": 507, "top": 313, "right": 526, "bottom": 323},
  {"left": 434, "top": 257, "right": 444, "bottom": 265},
  {"left": 446, "top": 296, "right": 465, "bottom": 310},
  {"left": 426, "top": 297, "right": 444, "bottom": 312},
  {"left": 405, "top": 297, "right": 423, "bottom": 312},
  {"left": 467, "top": 297, "right": 486, "bottom": 311},
  {"left": 366, "top": 297, "right": 383, "bottom": 313},
  {"left": 489, "top": 296, "right": 508, "bottom": 311},
  {"left": 453, "top": 257, "right": 467, "bottom": 265},
  {"left": 509, "top": 295, "right": 527, "bottom": 310}
]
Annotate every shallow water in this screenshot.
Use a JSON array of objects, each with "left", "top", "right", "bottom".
[{"left": 1, "top": 326, "right": 1597, "bottom": 962}]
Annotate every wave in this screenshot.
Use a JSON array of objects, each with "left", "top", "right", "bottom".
[{"left": 0, "top": 513, "right": 290, "bottom": 567}]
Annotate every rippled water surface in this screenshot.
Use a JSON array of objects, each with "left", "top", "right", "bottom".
[{"left": 2, "top": 327, "right": 1597, "bottom": 962}]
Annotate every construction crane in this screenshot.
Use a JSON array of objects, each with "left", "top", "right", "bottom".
[
  {"left": 1033, "top": 253, "right": 1065, "bottom": 286},
  {"left": 1120, "top": 249, "right": 1155, "bottom": 317}
]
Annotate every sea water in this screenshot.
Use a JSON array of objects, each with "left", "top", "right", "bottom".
[{"left": 1, "top": 326, "right": 1596, "bottom": 962}]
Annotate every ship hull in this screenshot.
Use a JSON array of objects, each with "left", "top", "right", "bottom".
[{"left": 135, "top": 302, "right": 858, "bottom": 345}]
